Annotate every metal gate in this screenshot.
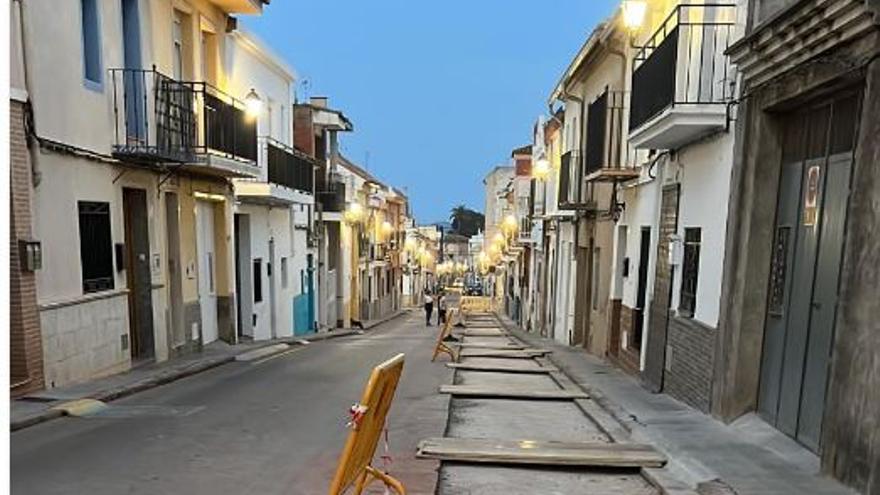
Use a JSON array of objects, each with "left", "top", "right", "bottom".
[{"left": 758, "top": 93, "right": 859, "bottom": 452}]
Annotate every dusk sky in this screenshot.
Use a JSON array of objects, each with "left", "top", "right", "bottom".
[{"left": 242, "top": 0, "right": 619, "bottom": 224}]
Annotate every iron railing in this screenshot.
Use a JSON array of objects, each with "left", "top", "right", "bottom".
[
  {"left": 558, "top": 150, "right": 587, "bottom": 209},
  {"left": 110, "top": 68, "right": 197, "bottom": 162},
  {"left": 629, "top": 4, "right": 736, "bottom": 131},
  {"left": 584, "top": 90, "right": 627, "bottom": 175},
  {"left": 111, "top": 68, "right": 258, "bottom": 164},
  {"left": 265, "top": 137, "right": 315, "bottom": 193},
  {"left": 317, "top": 179, "right": 346, "bottom": 212}
]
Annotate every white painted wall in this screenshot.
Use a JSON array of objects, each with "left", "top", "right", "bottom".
[{"left": 668, "top": 133, "right": 735, "bottom": 328}]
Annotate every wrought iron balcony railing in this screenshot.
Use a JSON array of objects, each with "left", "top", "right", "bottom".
[
  {"left": 265, "top": 137, "right": 315, "bottom": 193},
  {"left": 317, "top": 180, "right": 346, "bottom": 213},
  {"left": 629, "top": 4, "right": 736, "bottom": 132},
  {"left": 111, "top": 68, "right": 258, "bottom": 165},
  {"left": 584, "top": 89, "right": 626, "bottom": 176}
]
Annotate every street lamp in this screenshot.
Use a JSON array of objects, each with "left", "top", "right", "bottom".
[
  {"left": 533, "top": 157, "right": 551, "bottom": 181},
  {"left": 344, "top": 202, "right": 364, "bottom": 223},
  {"left": 622, "top": 1, "right": 647, "bottom": 31},
  {"left": 381, "top": 220, "right": 394, "bottom": 239},
  {"left": 244, "top": 88, "right": 263, "bottom": 119}
]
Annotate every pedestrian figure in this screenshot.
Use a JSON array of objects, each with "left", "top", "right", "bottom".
[
  {"left": 437, "top": 291, "right": 448, "bottom": 326},
  {"left": 423, "top": 290, "right": 434, "bottom": 326}
]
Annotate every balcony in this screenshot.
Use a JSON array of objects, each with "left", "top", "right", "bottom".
[
  {"left": 235, "top": 138, "right": 315, "bottom": 205},
  {"left": 517, "top": 217, "right": 535, "bottom": 244},
  {"left": 557, "top": 150, "right": 596, "bottom": 211},
  {"left": 208, "top": 0, "right": 263, "bottom": 14},
  {"left": 317, "top": 180, "right": 346, "bottom": 215},
  {"left": 629, "top": 4, "right": 736, "bottom": 150},
  {"left": 584, "top": 90, "right": 640, "bottom": 184},
  {"left": 111, "top": 68, "right": 259, "bottom": 178}
]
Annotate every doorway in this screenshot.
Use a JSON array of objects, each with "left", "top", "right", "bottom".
[
  {"left": 633, "top": 226, "right": 651, "bottom": 353},
  {"left": 268, "top": 238, "right": 277, "bottom": 339},
  {"left": 196, "top": 200, "right": 219, "bottom": 344},
  {"left": 165, "top": 193, "right": 184, "bottom": 349},
  {"left": 758, "top": 93, "right": 859, "bottom": 452},
  {"left": 123, "top": 188, "right": 154, "bottom": 361},
  {"left": 643, "top": 185, "right": 680, "bottom": 393}
]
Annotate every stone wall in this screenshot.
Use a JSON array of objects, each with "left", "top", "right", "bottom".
[{"left": 40, "top": 292, "right": 130, "bottom": 389}]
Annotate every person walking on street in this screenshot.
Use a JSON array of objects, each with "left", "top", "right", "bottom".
[
  {"left": 437, "top": 291, "right": 448, "bottom": 326},
  {"left": 423, "top": 290, "right": 434, "bottom": 326}
]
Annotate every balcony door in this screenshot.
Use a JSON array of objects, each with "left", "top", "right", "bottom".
[
  {"left": 121, "top": 0, "right": 145, "bottom": 143},
  {"left": 758, "top": 93, "right": 859, "bottom": 452}
]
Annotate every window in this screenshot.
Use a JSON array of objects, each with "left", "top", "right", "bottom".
[
  {"left": 172, "top": 12, "right": 184, "bottom": 79},
  {"left": 80, "top": 0, "right": 102, "bottom": 86},
  {"left": 253, "top": 259, "right": 263, "bottom": 303},
  {"left": 78, "top": 201, "right": 114, "bottom": 293},
  {"left": 280, "top": 257, "right": 289, "bottom": 289},
  {"left": 679, "top": 228, "right": 701, "bottom": 317}
]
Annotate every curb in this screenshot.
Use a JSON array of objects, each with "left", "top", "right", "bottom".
[
  {"left": 362, "top": 309, "right": 410, "bottom": 330},
  {"left": 10, "top": 329, "right": 366, "bottom": 432}
]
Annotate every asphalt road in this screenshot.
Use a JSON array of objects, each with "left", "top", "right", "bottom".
[{"left": 11, "top": 311, "right": 451, "bottom": 495}]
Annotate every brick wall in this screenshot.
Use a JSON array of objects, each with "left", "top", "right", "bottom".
[
  {"left": 293, "top": 106, "right": 314, "bottom": 157},
  {"left": 9, "top": 99, "right": 45, "bottom": 395},
  {"left": 664, "top": 316, "right": 715, "bottom": 412}
]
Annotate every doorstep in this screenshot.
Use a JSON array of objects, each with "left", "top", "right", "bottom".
[{"left": 494, "top": 313, "right": 858, "bottom": 495}]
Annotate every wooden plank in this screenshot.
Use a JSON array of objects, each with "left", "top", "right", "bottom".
[
  {"left": 416, "top": 437, "right": 666, "bottom": 468},
  {"left": 455, "top": 343, "right": 525, "bottom": 350},
  {"left": 461, "top": 329, "right": 507, "bottom": 336},
  {"left": 446, "top": 362, "right": 557, "bottom": 374},
  {"left": 459, "top": 349, "right": 549, "bottom": 359},
  {"left": 439, "top": 384, "right": 587, "bottom": 399}
]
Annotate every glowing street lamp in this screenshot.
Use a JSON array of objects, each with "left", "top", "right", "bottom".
[
  {"left": 533, "top": 157, "right": 551, "bottom": 180},
  {"left": 381, "top": 220, "right": 394, "bottom": 239},
  {"left": 244, "top": 88, "right": 263, "bottom": 119},
  {"left": 503, "top": 214, "right": 518, "bottom": 235},
  {"left": 404, "top": 237, "right": 417, "bottom": 252},
  {"left": 622, "top": 1, "right": 647, "bottom": 32},
  {"left": 344, "top": 202, "right": 364, "bottom": 223}
]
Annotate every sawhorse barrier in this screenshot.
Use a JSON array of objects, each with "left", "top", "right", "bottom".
[
  {"left": 328, "top": 354, "right": 406, "bottom": 495},
  {"left": 432, "top": 309, "right": 459, "bottom": 362}
]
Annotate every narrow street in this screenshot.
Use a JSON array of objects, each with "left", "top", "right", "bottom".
[
  {"left": 11, "top": 313, "right": 449, "bottom": 495},
  {"left": 7, "top": 0, "right": 880, "bottom": 493}
]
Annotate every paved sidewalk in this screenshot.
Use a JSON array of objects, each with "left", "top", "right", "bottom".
[
  {"left": 496, "top": 314, "right": 857, "bottom": 495},
  {"left": 11, "top": 328, "right": 360, "bottom": 431}
]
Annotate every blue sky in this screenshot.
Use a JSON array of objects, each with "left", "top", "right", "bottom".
[{"left": 243, "top": 0, "right": 618, "bottom": 224}]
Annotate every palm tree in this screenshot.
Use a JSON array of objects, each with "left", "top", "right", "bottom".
[{"left": 450, "top": 204, "right": 469, "bottom": 233}]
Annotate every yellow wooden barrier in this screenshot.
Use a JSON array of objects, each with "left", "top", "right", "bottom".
[
  {"left": 460, "top": 296, "right": 493, "bottom": 315},
  {"left": 328, "top": 354, "right": 406, "bottom": 495},
  {"left": 431, "top": 309, "right": 458, "bottom": 362}
]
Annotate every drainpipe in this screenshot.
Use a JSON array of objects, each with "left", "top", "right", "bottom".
[{"left": 13, "top": 0, "right": 42, "bottom": 186}]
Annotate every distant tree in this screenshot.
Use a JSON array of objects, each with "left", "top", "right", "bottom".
[{"left": 449, "top": 205, "right": 485, "bottom": 237}]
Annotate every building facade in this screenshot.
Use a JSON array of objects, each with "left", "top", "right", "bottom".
[
  {"left": 12, "top": 0, "right": 269, "bottom": 389},
  {"left": 717, "top": 0, "right": 880, "bottom": 491}
]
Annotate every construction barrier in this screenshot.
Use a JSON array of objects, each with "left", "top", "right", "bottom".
[
  {"left": 459, "top": 296, "right": 493, "bottom": 315},
  {"left": 328, "top": 354, "right": 406, "bottom": 495},
  {"left": 431, "top": 309, "right": 458, "bottom": 363}
]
